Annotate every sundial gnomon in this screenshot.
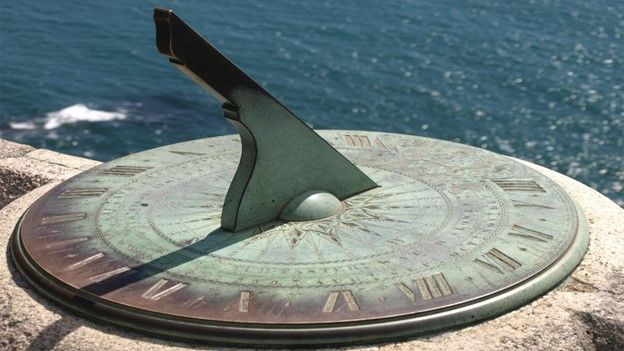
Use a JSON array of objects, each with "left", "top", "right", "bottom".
[{"left": 11, "top": 8, "right": 589, "bottom": 347}]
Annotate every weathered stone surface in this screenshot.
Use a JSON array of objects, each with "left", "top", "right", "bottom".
[
  {"left": 0, "top": 141, "right": 100, "bottom": 209},
  {"left": 0, "top": 168, "right": 47, "bottom": 209},
  {"left": 0, "top": 140, "right": 622, "bottom": 351},
  {"left": 0, "top": 140, "right": 34, "bottom": 159},
  {"left": 26, "top": 149, "right": 100, "bottom": 171}
]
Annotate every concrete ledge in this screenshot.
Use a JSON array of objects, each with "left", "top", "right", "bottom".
[{"left": 1, "top": 140, "right": 622, "bottom": 350}]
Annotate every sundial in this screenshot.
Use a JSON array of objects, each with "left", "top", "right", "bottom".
[{"left": 11, "top": 9, "right": 589, "bottom": 347}]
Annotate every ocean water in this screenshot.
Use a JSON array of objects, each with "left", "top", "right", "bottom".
[{"left": 1, "top": 1, "right": 622, "bottom": 205}]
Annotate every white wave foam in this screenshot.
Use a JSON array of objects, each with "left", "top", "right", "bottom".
[
  {"left": 8, "top": 121, "right": 37, "bottom": 130},
  {"left": 43, "top": 104, "right": 127, "bottom": 130}
]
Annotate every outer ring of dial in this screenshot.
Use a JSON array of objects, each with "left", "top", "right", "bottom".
[
  {"left": 10, "top": 132, "right": 589, "bottom": 347},
  {"left": 11, "top": 201, "right": 588, "bottom": 347}
]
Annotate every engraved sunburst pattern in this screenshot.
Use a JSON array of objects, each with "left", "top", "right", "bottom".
[{"left": 145, "top": 167, "right": 450, "bottom": 264}]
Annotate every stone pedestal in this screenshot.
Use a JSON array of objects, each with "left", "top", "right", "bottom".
[{"left": 1, "top": 139, "right": 622, "bottom": 350}]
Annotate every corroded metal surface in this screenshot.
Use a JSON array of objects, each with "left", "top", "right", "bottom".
[
  {"left": 12, "top": 130, "right": 589, "bottom": 346},
  {"left": 154, "top": 9, "right": 377, "bottom": 231}
]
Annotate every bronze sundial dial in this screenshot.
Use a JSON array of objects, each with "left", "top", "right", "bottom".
[{"left": 11, "top": 8, "right": 589, "bottom": 347}]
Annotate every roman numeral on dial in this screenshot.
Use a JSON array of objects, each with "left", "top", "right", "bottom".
[
  {"left": 396, "top": 272, "right": 453, "bottom": 302},
  {"left": 239, "top": 291, "right": 251, "bottom": 312},
  {"left": 99, "top": 165, "right": 152, "bottom": 176},
  {"left": 509, "top": 224, "right": 553, "bottom": 242},
  {"left": 89, "top": 266, "right": 131, "bottom": 283},
  {"left": 322, "top": 290, "right": 359, "bottom": 312},
  {"left": 474, "top": 248, "right": 521, "bottom": 274},
  {"left": 58, "top": 188, "right": 108, "bottom": 198},
  {"left": 65, "top": 252, "right": 104, "bottom": 271},
  {"left": 492, "top": 179, "right": 545, "bottom": 193},
  {"left": 141, "top": 279, "right": 186, "bottom": 301},
  {"left": 343, "top": 134, "right": 394, "bottom": 151},
  {"left": 41, "top": 213, "right": 86, "bottom": 225},
  {"left": 45, "top": 237, "right": 90, "bottom": 249}
]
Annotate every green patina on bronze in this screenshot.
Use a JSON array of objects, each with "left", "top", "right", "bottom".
[
  {"left": 154, "top": 9, "right": 377, "bottom": 231},
  {"left": 9, "top": 8, "right": 589, "bottom": 347}
]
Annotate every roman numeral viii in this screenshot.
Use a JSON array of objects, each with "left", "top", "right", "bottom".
[{"left": 396, "top": 272, "right": 453, "bottom": 302}]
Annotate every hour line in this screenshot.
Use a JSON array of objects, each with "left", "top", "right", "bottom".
[
  {"left": 509, "top": 224, "right": 554, "bottom": 242},
  {"left": 41, "top": 213, "right": 86, "bottom": 225},
  {"left": 141, "top": 279, "right": 187, "bottom": 301},
  {"left": 322, "top": 290, "right": 359, "bottom": 312},
  {"left": 58, "top": 187, "right": 108, "bottom": 198},
  {"left": 239, "top": 291, "right": 251, "bottom": 312},
  {"left": 99, "top": 165, "right": 152, "bottom": 176},
  {"left": 492, "top": 179, "right": 546, "bottom": 193},
  {"left": 396, "top": 273, "right": 453, "bottom": 302},
  {"left": 511, "top": 199, "right": 555, "bottom": 209},
  {"left": 89, "top": 266, "right": 131, "bottom": 283},
  {"left": 474, "top": 248, "right": 522, "bottom": 274},
  {"left": 343, "top": 134, "right": 394, "bottom": 151},
  {"left": 169, "top": 150, "right": 207, "bottom": 156}
]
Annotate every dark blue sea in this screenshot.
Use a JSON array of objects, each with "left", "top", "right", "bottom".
[{"left": 1, "top": 1, "right": 622, "bottom": 205}]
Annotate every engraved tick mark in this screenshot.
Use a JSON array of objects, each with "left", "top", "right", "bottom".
[{"left": 511, "top": 199, "right": 555, "bottom": 209}]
